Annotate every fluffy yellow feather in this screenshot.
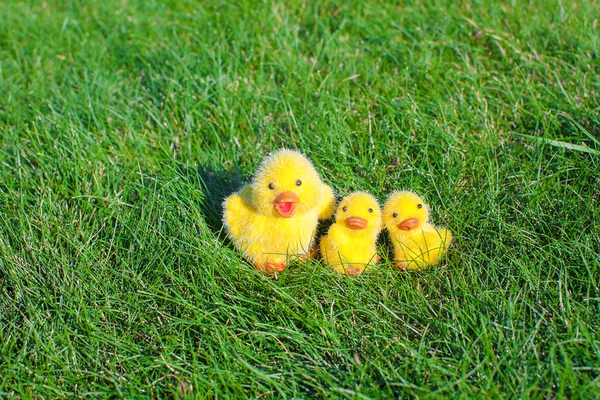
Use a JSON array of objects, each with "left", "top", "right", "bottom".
[
  {"left": 223, "top": 149, "right": 335, "bottom": 273},
  {"left": 383, "top": 191, "right": 452, "bottom": 270},
  {"left": 320, "top": 192, "right": 382, "bottom": 275}
]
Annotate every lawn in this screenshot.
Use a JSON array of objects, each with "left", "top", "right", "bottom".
[{"left": 1, "top": 0, "right": 599, "bottom": 397}]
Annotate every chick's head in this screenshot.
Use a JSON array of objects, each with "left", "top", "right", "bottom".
[
  {"left": 251, "top": 149, "right": 324, "bottom": 218},
  {"left": 335, "top": 192, "right": 382, "bottom": 234},
  {"left": 383, "top": 191, "right": 429, "bottom": 233}
]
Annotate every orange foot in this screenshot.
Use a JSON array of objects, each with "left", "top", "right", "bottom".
[
  {"left": 255, "top": 261, "right": 287, "bottom": 274},
  {"left": 395, "top": 262, "right": 407, "bottom": 270},
  {"left": 345, "top": 267, "right": 362, "bottom": 276},
  {"left": 374, "top": 254, "right": 381, "bottom": 264},
  {"left": 307, "top": 242, "right": 319, "bottom": 259},
  {"left": 299, "top": 243, "right": 320, "bottom": 263}
]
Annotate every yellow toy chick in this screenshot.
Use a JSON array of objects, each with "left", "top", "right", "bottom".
[
  {"left": 223, "top": 149, "right": 336, "bottom": 274},
  {"left": 383, "top": 191, "right": 452, "bottom": 270},
  {"left": 320, "top": 192, "right": 382, "bottom": 276}
]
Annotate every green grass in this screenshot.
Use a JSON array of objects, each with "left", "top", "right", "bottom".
[{"left": 1, "top": 0, "right": 599, "bottom": 397}]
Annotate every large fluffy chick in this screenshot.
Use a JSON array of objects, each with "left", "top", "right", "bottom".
[
  {"left": 223, "top": 149, "right": 335, "bottom": 274},
  {"left": 320, "top": 192, "right": 382, "bottom": 276},
  {"left": 383, "top": 191, "right": 452, "bottom": 270}
]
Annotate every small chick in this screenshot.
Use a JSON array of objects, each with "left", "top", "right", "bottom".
[
  {"left": 383, "top": 191, "right": 452, "bottom": 270},
  {"left": 223, "top": 149, "right": 336, "bottom": 274},
  {"left": 320, "top": 192, "right": 382, "bottom": 276}
]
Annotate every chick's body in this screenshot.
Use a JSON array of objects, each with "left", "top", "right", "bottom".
[
  {"left": 383, "top": 191, "right": 452, "bottom": 270},
  {"left": 320, "top": 192, "right": 382, "bottom": 275},
  {"left": 223, "top": 149, "right": 335, "bottom": 273}
]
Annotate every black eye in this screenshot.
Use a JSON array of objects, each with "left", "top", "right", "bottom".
[
  {"left": 417, "top": 204, "right": 423, "bottom": 209},
  {"left": 392, "top": 212, "right": 398, "bottom": 218},
  {"left": 268, "top": 183, "right": 275, "bottom": 190},
  {"left": 296, "top": 179, "right": 302, "bottom": 186},
  {"left": 342, "top": 206, "right": 348, "bottom": 212},
  {"left": 368, "top": 208, "right": 373, "bottom": 213}
]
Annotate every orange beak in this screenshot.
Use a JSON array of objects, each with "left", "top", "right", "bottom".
[
  {"left": 397, "top": 218, "right": 419, "bottom": 231},
  {"left": 274, "top": 191, "right": 300, "bottom": 218},
  {"left": 345, "top": 216, "right": 368, "bottom": 230}
]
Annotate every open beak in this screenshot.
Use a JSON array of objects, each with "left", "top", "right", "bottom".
[
  {"left": 345, "top": 216, "right": 368, "bottom": 230},
  {"left": 274, "top": 191, "right": 300, "bottom": 218},
  {"left": 397, "top": 218, "right": 419, "bottom": 231}
]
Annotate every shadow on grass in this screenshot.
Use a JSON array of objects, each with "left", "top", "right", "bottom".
[{"left": 194, "top": 164, "right": 247, "bottom": 233}]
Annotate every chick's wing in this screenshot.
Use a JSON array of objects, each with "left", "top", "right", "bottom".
[
  {"left": 317, "top": 183, "right": 336, "bottom": 220},
  {"left": 223, "top": 185, "right": 256, "bottom": 238}
]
